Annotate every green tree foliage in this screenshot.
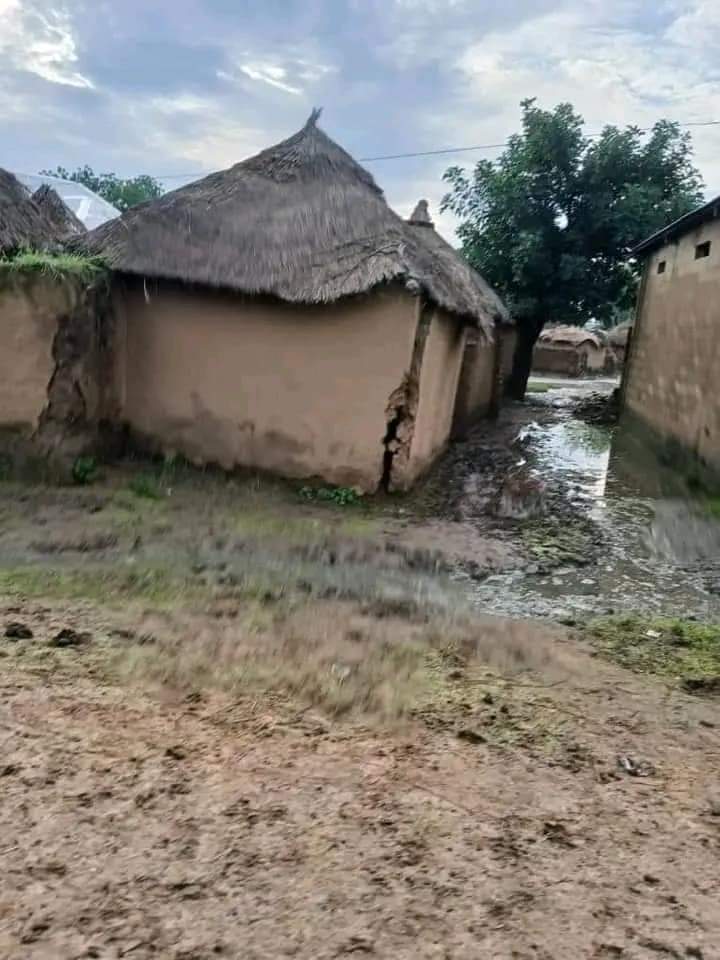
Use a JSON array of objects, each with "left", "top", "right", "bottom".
[
  {"left": 39, "top": 165, "right": 164, "bottom": 212},
  {"left": 442, "top": 100, "right": 704, "bottom": 398}
]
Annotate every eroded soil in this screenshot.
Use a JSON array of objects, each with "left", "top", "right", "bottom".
[{"left": 2, "top": 597, "right": 720, "bottom": 960}]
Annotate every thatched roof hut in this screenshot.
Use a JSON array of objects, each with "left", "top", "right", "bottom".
[
  {"left": 607, "top": 320, "right": 632, "bottom": 348},
  {"left": 0, "top": 168, "right": 56, "bottom": 255},
  {"left": 33, "top": 184, "right": 86, "bottom": 240},
  {"left": 539, "top": 325, "right": 604, "bottom": 349},
  {"left": 405, "top": 199, "right": 508, "bottom": 328},
  {"left": 83, "top": 111, "right": 504, "bottom": 336}
]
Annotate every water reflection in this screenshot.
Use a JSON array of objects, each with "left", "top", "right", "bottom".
[{"left": 473, "top": 390, "right": 720, "bottom": 620}]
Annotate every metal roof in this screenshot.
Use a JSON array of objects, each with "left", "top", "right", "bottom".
[
  {"left": 13, "top": 172, "right": 120, "bottom": 231},
  {"left": 631, "top": 195, "right": 720, "bottom": 257}
]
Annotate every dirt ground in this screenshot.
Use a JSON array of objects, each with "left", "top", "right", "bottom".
[{"left": 1, "top": 440, "right": 719, "bottom": 959}]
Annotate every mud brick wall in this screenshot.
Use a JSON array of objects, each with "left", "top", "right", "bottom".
[
  {"left": 624, "top": 217, "right": 720, "bottom": 474},
  {"left": 114, "top": 279, "right": 451, "bottom": 494},
  {"left": 0, "top": 274, "right": 114, "bottom": 476},
  {"left": 451, "top": 329, "right": 498, "bottom": 439},
  {"left": 532, "top": 344, "right": 583, "bottom": 377}
]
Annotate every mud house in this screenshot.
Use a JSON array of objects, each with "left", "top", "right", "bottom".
[
  {"left": 623, "top": 195, "right": 720, "bottom": 480},
  {"left": 0, "top": 169, "right": 110, "bottom": 474},
  {"left": 607, "top": 320, "right": 632, "bottom": 367},
  {"left": 533, "top": 326, "right": 608, "bottom": 377},
  {"left": 83, "top": 111, "right": 507, "bottom": 492},
  {"left": 403, "top": 199, "right": 511, "bottom": 439}
]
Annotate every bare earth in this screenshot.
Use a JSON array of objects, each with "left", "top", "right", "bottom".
[{"left": 1, "top": 463, "right": 719, "bottom": 959}]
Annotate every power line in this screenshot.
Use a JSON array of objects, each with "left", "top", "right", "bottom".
[{"left": 151, "top": 118, "right": 720, "bottom": 181}]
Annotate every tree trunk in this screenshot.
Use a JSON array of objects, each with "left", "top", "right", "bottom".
[{"left": 504, "top": 319, "right": 543, "bottom": 400}]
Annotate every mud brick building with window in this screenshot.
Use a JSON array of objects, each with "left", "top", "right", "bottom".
[{"left": 622, "top": 196, "right": 720, "bottom": 482}]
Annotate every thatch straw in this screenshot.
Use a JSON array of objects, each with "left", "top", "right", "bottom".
[
  {"left": 81, "top": 113, "right": 506, "bottom": 333},
  {"left": 33, "top": 184, "right": 86, "bottom": 239},
  {"left": 408, "top": 199, "right": 434, "bottom": 227},
  {"left": 539, "top": 326, "right": 604, "bottom": 349},
  {"left": 405, "top": 198, "right": 509, "bottom": 328},
  {"left": 607, "top": 320, "right": 631, "bottom": 347},
  {"left": 0, "top": 168, "right": 57, "bottom": 255}
]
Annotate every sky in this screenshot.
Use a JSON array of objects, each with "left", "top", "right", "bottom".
[{"left": 1, "top": 0, "right": 719, "bottom": 240}]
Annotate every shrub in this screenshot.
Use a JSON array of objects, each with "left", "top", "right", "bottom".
[
  {"left": 299, "top": 485, "right": 361, "bottom": 506},
  {"left": 72, "top": 455, "right": 98, "bottom": 485}
]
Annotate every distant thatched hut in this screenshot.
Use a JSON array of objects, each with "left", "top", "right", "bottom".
[
  {"left": 83, "top": 112, "right": 507, "bottom": 491},
  {"left": 533, "top": 326, "right": 609, "bottom": 377},
  {"left": 607, "top": 321, "right": 632, "bottom": 366},
  {"left": 0, "top": 168, "right": 56, "bottom": 255},
  {"left": 33, "top": 184, "right": 86, "bottom": 240}
]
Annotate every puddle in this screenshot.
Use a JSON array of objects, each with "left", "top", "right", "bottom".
[{"left": 472, "top": 386, "right": 720, "bottom": 621}]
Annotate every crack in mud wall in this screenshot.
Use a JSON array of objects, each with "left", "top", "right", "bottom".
[
  {"left": 381, "top": 301, "right": 432, "bottom": 491},
  {"left": 33, "top": 279, "right": 115, "bottom": 474}
]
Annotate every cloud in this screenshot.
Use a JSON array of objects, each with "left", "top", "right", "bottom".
[
  {"left": 221, "top": 55, "right": 335, "bottom": 96},
  {"left": 0, "top": 0, "right": 94, "bottom": 89},
  {"left": 419, "top": 0, "right": 720, "bottom": 231},
  {"left": 1, "top": 0, "right": 718, "bottom": 248},
  {"left": 239, "top": 61, "right": 303, "bottom": 95},
  {"left": 114, "top": 89, "right": 268, "bottom": 171}
]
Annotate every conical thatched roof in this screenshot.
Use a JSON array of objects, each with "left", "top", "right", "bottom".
[
  {"left": 0, "top": 168, "right": 57, "bottom": 255},
  {"left": 33, "top": 184, "right": 86, "bottom": 239},
  {"left": 82, "top": 112, "right": 505, "bottom": 333},
  {"left": 404, "top": 197, "right": 509, "bottom": 328}
]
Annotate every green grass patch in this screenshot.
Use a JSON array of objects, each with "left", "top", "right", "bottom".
[
  {"left": 588, "top": 615, "right": 720, "bottom": 691},
  {"left": 299, "top": 485, "right": 361, "bottom": 507},
  {"left": 128, "top": 473, "right": 165, "bottom": 500},
  {"left": 72, "top": 455, "right": 99, "bottom": 485},
  {"left": 0, "top": 565, "right": 195, "bottom": 608},
  {"left": 701, "top": 496, "right": 720, "bottom": 520},
  {"left": 0, "top": 250, "right": 108, "bottom": 285},
  {"left": 232, "top": 505, "right": 379, "bottom": 542},
  {"left": 526, "top": 381, "right": 553, "bottom": 394}
]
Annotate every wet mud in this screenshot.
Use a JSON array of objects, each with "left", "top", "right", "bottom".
[{"left": 466, "top": 383, "right": 720, "bottom": 620}]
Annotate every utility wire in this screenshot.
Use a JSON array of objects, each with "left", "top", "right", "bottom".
[{"left": 150, "top": 118, "right": 720, "bottom": 181}]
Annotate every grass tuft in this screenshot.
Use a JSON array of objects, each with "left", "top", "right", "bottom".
[
  {"left": 0, "top": 566, "right": 195, "bottom": 608},
  {"left": 0, "top": 250, "right": 108, "bottom": 285},
  {"left": 588, "top": 615, "right": 720, "bottom": 691}
]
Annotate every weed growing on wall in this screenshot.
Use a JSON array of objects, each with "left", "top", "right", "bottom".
[{"left": 0, "top": 250, "right": 108, "bottom": 287}]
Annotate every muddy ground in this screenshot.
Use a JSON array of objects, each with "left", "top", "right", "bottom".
[{"left": 2, "top": 389, "right": 720, "bottom": 959}]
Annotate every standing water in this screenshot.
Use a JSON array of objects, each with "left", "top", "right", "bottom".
[{"left": 473, "top": 382, "right": 720, "bottom": 620}]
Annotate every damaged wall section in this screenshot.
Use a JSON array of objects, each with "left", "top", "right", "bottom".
[
  {"left": 381, "top": 301, "right": 432, "bottom": 491},
  {"left": 382, "top": 302, "right": 468, "bottom": 492},
  {"left": 0, "top": 271, "right": 114, "bottom": 477}
]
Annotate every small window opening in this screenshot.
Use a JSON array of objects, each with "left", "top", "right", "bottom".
[
  {"left": 695, "top": 241, "right": 711, "bottom": 260},
  {"left": 657, "top": 260, "right": 666, "bottom": 274}
]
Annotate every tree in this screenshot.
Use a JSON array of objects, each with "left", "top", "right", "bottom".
[
  {"left": 39, "top": 165, "right": 164, "bottom": 212},
  {"left": 442, "top": 100, "right": 704, "bottom": 399}
]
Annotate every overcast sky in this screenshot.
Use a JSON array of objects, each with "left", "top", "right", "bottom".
[{"left": 2, "top": 0, "right": 719, "bottom": 239}]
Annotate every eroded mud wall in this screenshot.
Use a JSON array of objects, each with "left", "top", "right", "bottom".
[{"left": 0, "top": 273, "right": 113, "bottom": 475}]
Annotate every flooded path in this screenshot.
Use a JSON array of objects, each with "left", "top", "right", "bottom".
[{"left": 471, "top": 382, "right": 720, "bottom": 621}]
